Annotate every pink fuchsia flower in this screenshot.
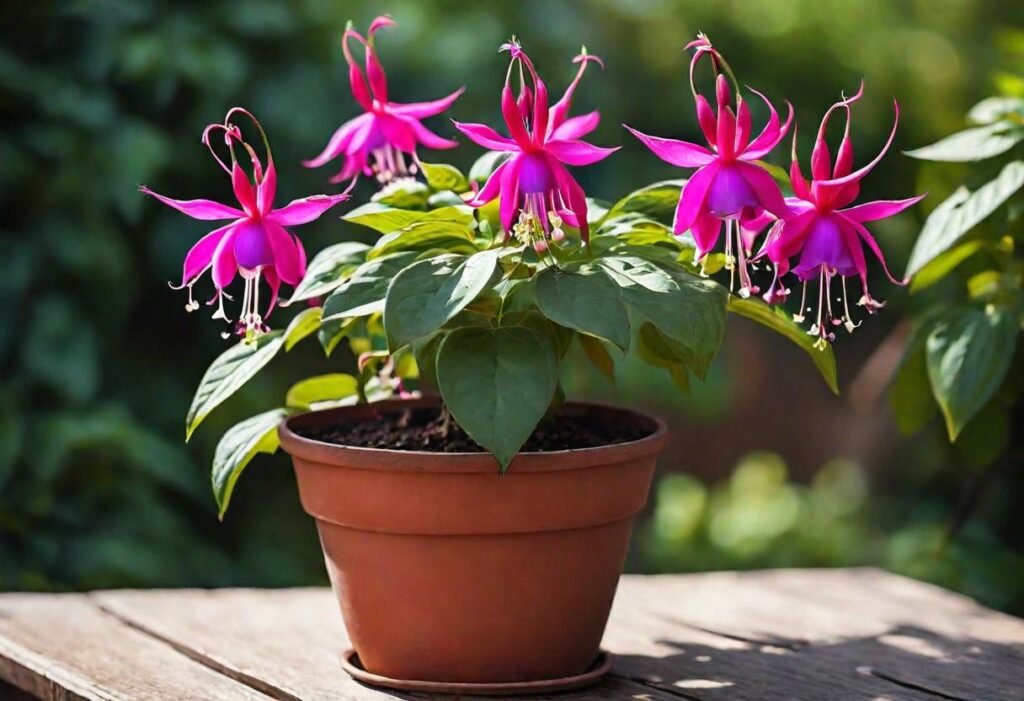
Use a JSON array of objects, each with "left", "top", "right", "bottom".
[
  {"left": 141, "top": 108, "right": 350, "bottom": 338},
  {"left": 759, "top": 85, "right": 924, "bottom": 348},
  {"left": 304, "top": 16, "right": 464, "bottom": 186},
  {"left": 453, "top": 40, "right": 617, "bottom": 248},
  {"left": 626, "top": 33, "right": 792, "bottom": 297}
]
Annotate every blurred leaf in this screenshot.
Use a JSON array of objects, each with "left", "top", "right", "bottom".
[
  {"left": 905, "top": 122, "right": 1024, "bottom": 162},
  {"left": 468, "top": 151, "right": 510, "bottom": 184},
  {"left": 578, "top": 334, "right": 616, "bottom": 382},
  {"left": 372, "top": 180, "right": 429, "bottom": 209},
  {"left": 968, "top": 96, "right": 1024, "bottom": 124},
  {"left": 909, "top": 239, "right": 986, "bottom": 293},
  {"left": 888, "top": 340, "right": 938, "bottom": 435},
  {"left": 21, "top": 297, "right": 99, "bottom": 403},
  {"left": 952, "top": 402, "right": 1010, "bottom": 472},
  {"left": 212, "top": 409, "right": 287, "bottom": 519}
]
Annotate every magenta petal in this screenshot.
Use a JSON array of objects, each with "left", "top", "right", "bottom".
[
  {"left": 140, "top": 187, "right": 245, "bottom": 221},
  {"left": 347, "top": 61, "right": 373, "bottom": 112},
  {"left": 793, "top": 214, "right": 856, "bottom": 280},
  {"left": 741, "top": 90, "right": 792, "bottom": 161},
  {"left": 303, "top": 113, "right": 372, "bottom": 168},
  {"left": 837, "top": 194, "right": 925, "bottom": 223},
  {"left": 706, "top": 164, "right": 758, "bottom": 218},
  {"left": 451, "top": 120, "right": 518, "bottom": 152},
  {"left": 330, "top": 151, "right": 367, "bottom": 184},
  {"left": 257, "top": 162, "right": 277, "bottom": 216},
  {"left": 845, "top": 215, "right": 907, "bottom": 285},
  {"left": 548, "top": 155, "right": 590, "bottom": 241},
  {"left": 765, "top": 209, "right": 817, "bottom": 266},
  {"left": 232, "top": 220, "right": 274, "bottom": 270},
  {"left": 231, "top": 163, "right": 257, "bottom": 216},
  {"left": 501, "top": 85, "right": 532, "bottom": 150},
  {"left": 262, "top": 265, "right": 281, "bottom": 318},
  {"left": 499, "top": 154, "right": 523, "bottom": 233},
  {"left": 211, "top": 227, "right": 238, "bottom": 289},
  {"left": 401, "top": 116, "right": 458, "bottom": 150},
  {"left": 625, "top": 126, "right": 715, "bottom": 168},
  {"left": 546, "top": 139, "right": 619, "bottom": 166},
  {"left": 268, "top": 193, "right": 349, "bottom": 227},
  {"left": 673, "top": 162, "right": 720, "bottom": 233},
  {"left": 815, "top": 100, "right": 900, "bottom": 188},
  {"left": 734, "top": 161, "right": 789, "bottom": 218},
  {"left": 265, "top": 222, "right": 303, "bottom": 285},
  {"left": 695, "top": 95, "right": 717, "bottom": 148},
  {"left": 365, "top": 45, "right": 388, "bottom": 103},
  {"left": 690, "top": 209, "right": 723, "bottom": 258},
  {"left": 368, "top": 15, "right": 397, "bottom": 36},
  {"left": 389, "top": 87, "right": 465, "bottom": 118},
  {"left": 379, "top": 115, "right": 417, "bottom": 152},
  {"left": 734, "top": 99, "right": 752, "bottom": 154},
  {"left": 550, "top": 111, "right": 600, "bottom": 141},
  {"left": 181, "top": 222, "right": 237, "bottom": 285},
  {"left": 468, "top": 161, "right": 507, "bottom": 206}
]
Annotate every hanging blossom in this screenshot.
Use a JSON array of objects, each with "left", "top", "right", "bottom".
[
  {"left": 453, "top": 40, "right": 617, "bottom": 250},
  {"left": 304, "top": 15, "right": 464, "bottom": 186},
  {"left": 626, "top": 33, "right": 792, "bottom": 297},
  {"left": 759, "top": 84, "right": 924, "bottom": 348},
  {"left": 141, "top": 108, "right": 350, "bottom": 339}
]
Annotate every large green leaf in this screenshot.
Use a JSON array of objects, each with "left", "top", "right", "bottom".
[
  {"left": 727, "top": 297, "right": 840, "bottom": 394},
  {"left": 599, "top": 256, "right": 727, "bottom": 378},
  {"left": 636, "top": 323, "right": 691, "bottom": 393},
  {"left": 285, "top": 242, "right": 369, "bottom": 304},
  {"left": 322, "top": 251, "right": 418, "bottom": 321},
  {"left": 372, "top": 179, "right": 429, "bottom": 208},
  {"left": 535, "top": 265, "right": 631, "bottom": 351},
  {"left": 420, "top": 162, "right": 469, "bottom": 193},
  {"left": 887, "top": 323, "right": 939, "bottom": 436},
  {"left": 343, "top": 203, "right": 473, "bottom": 234},
  {"left": 469, "top": 150, "right": 511, "bottom": 183},
  {"left": 905, "top": 122, "right": 1024, "bottom": 162},
  {"left": 905, "top": 160, "right": 1024, "bottom": 277},
  {"left": 369, "top": 220, "right": 478, "bottom": 259},
  {"left": 603, "top": 180, "right": 685, "bottom": 226},
  {"left": 285, "top": 373, "right": 359, "bottom": 409},
  {"left": 383, "top": 250, "right": 498, "bottom": 348},
  {"left": 283, "top": 306, "right": 322, "bottom": 351},
  {"left": 436, "top": 326, "right": 559, "bottom": 471},
  {"left": 212, "top": 408, "right": 287, "bottom": 519},
  {"left": 186, "top": 332, "right": 285, "bottom": 440},
  {"left": 968, "top": 96, "right": 1024, "bottom": 125},
  {"left": 909, "top": 239, "right": 986, "bottom": 293},
  {"left": 578, "top": 334, "right": 616, "bottom": 381},
  {"left": 925, "top": 305, "right": 1018, "bottom": 440}
]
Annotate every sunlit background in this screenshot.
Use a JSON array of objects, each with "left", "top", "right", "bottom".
[{"left": 2, "top": 0, "right": 1022, "bottom": 613}]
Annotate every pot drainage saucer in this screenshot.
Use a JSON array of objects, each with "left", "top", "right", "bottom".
[{"left": 340, "top": 649, "right": 613, "bottom": 696}]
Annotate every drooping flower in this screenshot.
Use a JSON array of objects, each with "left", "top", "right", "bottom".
[
  {"left": 304, "top": 15, "right": 464, "bottom": 185},
  {"left": 759, "top": 84, "right": 924, "bottom": 348},
  {"left": 626, "top": 33, "right": 792, "bottom": 297},
  {"left": 141, "top": 108, "right": 350, "bottom": 338},
  {"left": 453, "top": 40, "right": 617, "bottom": 248}
]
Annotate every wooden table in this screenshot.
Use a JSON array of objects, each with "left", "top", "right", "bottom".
[{"left": 0, "top": 568, "right": 1021, "bottom": 700}]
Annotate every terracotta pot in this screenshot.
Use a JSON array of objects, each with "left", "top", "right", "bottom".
[{"left": 279, "top": 397, "right": 667, "bottom": 684}]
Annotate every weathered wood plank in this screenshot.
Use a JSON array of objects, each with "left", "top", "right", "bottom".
[{"left": 0, "top": 593, "right": 274, "bottom": 701}]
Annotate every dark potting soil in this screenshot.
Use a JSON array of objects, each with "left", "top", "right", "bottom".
[{"left": 295, "top": 406, "right": 652, "bottom": 453}]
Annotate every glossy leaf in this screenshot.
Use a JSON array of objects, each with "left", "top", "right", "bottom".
[
  {"left": 384, "top": 250, "right": 499, "bottom": 348},
  {"left": 535, "top": 264, "right": 631, "bottom": 351},
  {"left": 212, "top": 408, "right": 287, "bottom": 519},
  {"left": 372, "top": 179, "right": 429, "bottom": 208},
  {"left": 186, "top": 332, "right": 285, "bottom": 440},
  {"left": 436, "top": 326, "right": 559, "bottom": 471},
  {"left": 468, "top": 150, "right": 511, "bottom": 183},
  {"left": 727, "top": 297, "right": 839, "bottom": 394},
  {"left": 343, "top": 203, "right": 473, "bottom": 234},
  {"left": 285, "top": 242, "right": 369, "bottom": 304},
  {"left": 905, "top": 160, "right": 1024, "bottom": 277},
  {"left": 420, "top": 161, "right": 469, "bottom": 193},
  {"left": 369, "top": 220, "right": 478, "bottom": 260},
  {"left": 285, "top": 373, "right": 359, "bottom": 409},
  {"left": 925, "top": 305, "right": 1018, "bottom": 440},
  {"left": 283, "top": 306, "right": 322, "bottom": 351},
  {"left": 603, "top": 179, "right": 686, "bottom": 226},
  {"left": 322, "top": 252, "right": 418, "bottom": 321}
]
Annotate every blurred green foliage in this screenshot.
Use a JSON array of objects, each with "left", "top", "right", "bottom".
[{"left": 1, "top": 0, "right": 1021, "bottom": 608}]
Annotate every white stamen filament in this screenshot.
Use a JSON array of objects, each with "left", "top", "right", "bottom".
[{"left": 793, "top": 281, "right": 808, "bottom": 324}]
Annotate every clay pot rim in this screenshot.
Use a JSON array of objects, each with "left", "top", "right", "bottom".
[{"left": 279, "top": 396, "right": 667, "bottom": 473}]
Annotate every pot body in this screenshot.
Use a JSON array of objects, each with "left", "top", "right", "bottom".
[{"left": 280, "top": 398, "right": 666, "bottom": 684}]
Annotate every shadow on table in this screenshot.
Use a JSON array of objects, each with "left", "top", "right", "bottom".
[{"left": 612, "top": 624, "right": 1024, "bottom": 700}]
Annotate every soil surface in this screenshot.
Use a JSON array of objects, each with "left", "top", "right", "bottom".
[{"left": 295, "top": 405, "right": 652, "bottom": 453}]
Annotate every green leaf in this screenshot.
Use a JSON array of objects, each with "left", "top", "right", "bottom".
[
  {"left": 953, "top": 402, "right": 1010, "bottom": 471},
  {"left": 906, "top": 160, "right": 1024, "bottom": 277},
  {"left": 599, "top": 256, "right": 727, "bottom": 378},
  {"left": 285, "top": 242, "right": 369, "bottom": 304},
  {"left": 420, "top": 162, "right": 469, "bottom": 193},
  {"left": 369, "top": 220, "right": 478, "bottom": 259},
  {"left": 384, "top": 250, "right": 499, "bottom": 348},
  {"left": 186, "top": 332, "right": 286, "bottom": 440},
  {"left": 578, "top": 334, "right": 615, "bottom": 381},
  {"left": 535, "top": 264, "right": 631, "bottom": 351},
  {"left": 468, "top": 150, "right": 511, "bottom": 183},
  {"left": 727, "top": 297, "right": 839, "bottom": 394},
  {"left": 888, "top": 331, "right": 938, "bottom": 436},
  {"left": 909, "top": 239, "right": 986, "bottom": 293},
  {"left": 636, "top": 323, "right": 691, "bottom": 393},
  {"left": 343, "top": 203, "right": 473, "bottom": 234},
  {"left": 905, "top": 122, "right": 1024, "bottom": 162},
  {"left": 925, "top": 306, "right": 1018, "bottom": 440},
  {"left": 436, "top": 326, "right": 559, "bottom": 471},
  {"left": 372, "top": 179, "right": 429, "bottom": 208},
  {"left": 212, "top": 409, "right": 287, "bottom": 519},
  {"left": 968, "top": 96, "right": 1024, "bottom": 124},
  {"left": 285, "top": 374, "right": 359, "bottom": 409},
  {"left": 318, "top": 316, "right": 358, "bottom": 357},
  {"left": 322, "top": 252, "right": 418, "bottom": 321},
  {"left": 604, "top": 180, "right": 685, "bottom": 226},
  {"left": 283, "top": 306, "right": 322, "bottom": 351}
]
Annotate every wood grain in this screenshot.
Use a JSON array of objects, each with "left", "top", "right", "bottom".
[{"left": 0, "top": 569, "right": 1019, "bottom": 700}]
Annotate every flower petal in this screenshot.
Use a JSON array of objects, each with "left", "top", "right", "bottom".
[
  {"left": 814, "top": 99, "right": 900, "bottom": 188},
  {"left": 140, "top": 187, "right": 245, "bottom": 221},
  {"left": 303, "top": 113, "right": 372, "bottom": 168},
  {"left": 548, "top": 156, "right": 590, "bottom": 242},
  {"left": 231, "top": 163, "right": 257, "bottom": 216},
  {"left": 451, "top": 120, "right": 519, "bottom": 151},
  {"left": 467, "top": 160, "right": 508, "bottom": 206},
  {"left": 379, "top": 114, "right": 418, "bottom": 152},
  {"left": 257, "top": 161, "right": 277, "bottom": 216},
  {"left": 501, "top": 85, "right": 533, "bottom": 150},
  {"left": 673, "top": 162, "right": 720, "bottom": 233},
  {"left": 211, "top": 227, "right": 239, "bottom": 289},
  {"left": 498, "top": 154, "right": 523, "bottom": 233},
  {"left": 265, "top": 222, "right": 304, "bottom": 285},
  {"left": 695, "top": 95, "right": 717, "bottom": 148},
  {"left": 268, "top": 193, "right": 350, "bottom": 227},
  {"left": 740, "top": 89, "right": 793, "bottom": 161},
  {"left": 550, "top": 110, "right": 600, "bottom": 141},
  {"left": 365, "top": 44, "right": 388, "bottom": 103},
  {"left": 625, "top": 126, "right": 715, "bottom": 168},
  {"left": 839, "top": 194, "right": 925, "bottom": 223},
  {"left": 545, "top": 139, "right": 619, "bottom": 166},
  {"left": 181, "top": 222, "right": 237, "bottom": 285},
  {"left": 845, "top": 214, "right": 907, "bottom": 285},
  {"left": 734, "top": 99, "right": 752, "bottom": 154},
  {"left": 401, "top": 116, "right": 459, "bottom": 150},
  {"left": 262, "top": 265, "right": 281, "bottom": 318},
  {"left": 734, "top": 160, "right": 789, "bottom": 218},
  {"left": 547, "top": 50, "right": 603, "bottom": 134},
  {"left": 389, "top": 87, "right": 465, "bottom": 118},
  {"left": 690, "top": 209, "right": 722, "bottom": 258}
]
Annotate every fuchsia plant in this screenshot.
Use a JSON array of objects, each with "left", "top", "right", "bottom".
[
  {"left": 304, "top": 16, "right": 464, "bottom": 185},
  {"left": 453, "top": 40, "right": 617, "bottom": 249},
  {"left": 142, "top": 21, "right": 922, "bottom": 504},
  {"left": 141, "top": 108, "right": 349, "bottom": 338}
]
